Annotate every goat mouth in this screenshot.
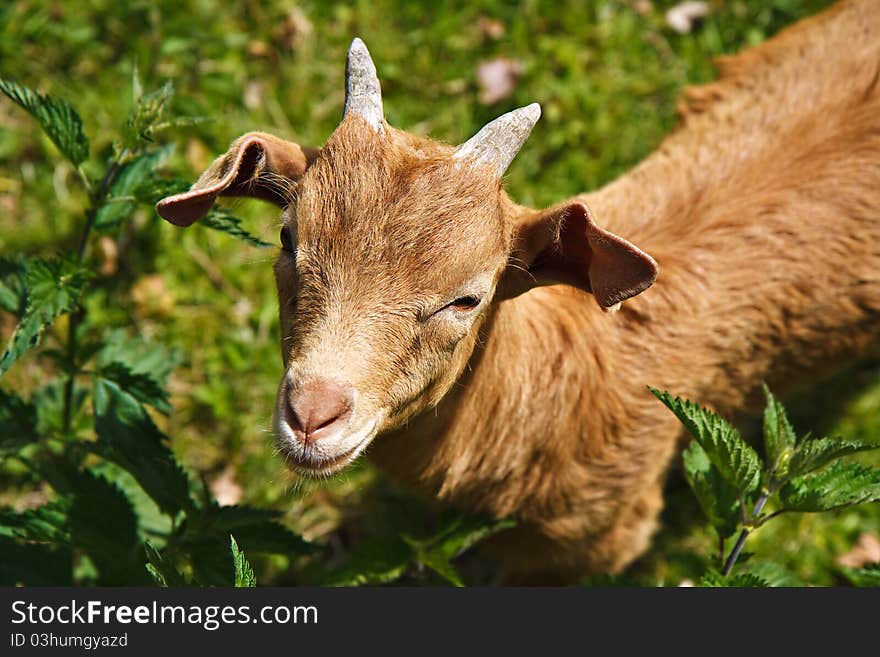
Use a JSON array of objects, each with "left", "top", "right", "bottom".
[
  {"left": 275, "top": 421, "right": 378, "bottom": 478},
  {"left": 281, "top": 439, "right": 364, "bottom": 477}
]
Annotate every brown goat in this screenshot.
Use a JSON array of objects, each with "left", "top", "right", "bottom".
[{"left": 158, "top": 0, "right": 880, "bottom": 581}]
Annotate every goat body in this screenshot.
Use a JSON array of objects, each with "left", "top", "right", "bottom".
[{"left": 159, "top": 0, "right": 880, "bottom": 580}]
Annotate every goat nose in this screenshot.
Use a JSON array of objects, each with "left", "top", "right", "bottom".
[{"left": 284, "top": 379, "right": 353, "bottom": 443}]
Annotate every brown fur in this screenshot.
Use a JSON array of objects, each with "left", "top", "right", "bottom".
[
  {"left": 162, "top": 0, "right": 880, "bottom": 581},
  {"left": 371, "top": 0, "right": 880, "bottom": 578}
]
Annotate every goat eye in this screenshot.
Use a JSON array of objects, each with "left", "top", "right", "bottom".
[
  {"left": 449, "top": 295, "right": 481, "bottom": 312},
  {"left": 280, "top": 226, "right": 294, "bottom": 252}
]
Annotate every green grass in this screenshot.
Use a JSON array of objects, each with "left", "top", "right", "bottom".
[{"left": 2, "top": 0, "right": 877, "bottom": 585}]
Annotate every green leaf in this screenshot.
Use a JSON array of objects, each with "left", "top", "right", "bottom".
[
  {"left": 231, "top": 535, "right": 257, "bottom": 587},
  {"left": 202, "top": 208, "right": 273, "bottom": 248},
  {"left": 144, "top": 541, "right": 187, "bottom": 587},
  {"left": 0, "top": 78, "right": 89, "bottom": 165},
  {"left": 94, "top": 146, "right": 174, "bottom": 230},
  {"left": 184, "top": 515, "right": 317, "bottom": 557},
  {"left": 739, "top": 560, "right": 802, "bottom": 587},
  {"left": 32, "top": 379, "right": 89, "bottom": 437},
  {"left": 124, "top": 82, "right": 174, "bottom": 146},
  {"left": 699, "top": 571, "right": 771, "bottom": 587},
  {"left": 406, "top": 515, "right": 516, "bottom": 587},
  {"left": 426, "top": 515, "right": 516, "bottom": 561},
  {"left": 682, "top": 441, "right": 740, "bottom": 539},
  {"left": 66, "top": 470, "right": 142, "bottom": 582},
  {"left": 779, "top": 461, "right": 880, "bottom": 512},
  {"left": 92, "top": 378, "right": 193, "bottom": 516},
  {"left": 320, "top": 514, "right": 514, "bottom": 587},
  {"left": 0, "top": 254, "right": 29, "bottom": 316},
  {"left": 320, "top": 536, "right": 410, "bottom": 587},
  {"left": 17, "top": 464, "right": 146, "bottom": 585},
  {"left": 135, "top": 177, "right": 271, "bottom": 248},
  {"left": 417, "top": 547, "right": 464, "bottom": 586},
  {"left": 97, "top": 361, "right": 172, "bottom": 414},
  {"left": 0, "top": 499, "right": 71, "bottom": 543},
  {"left": 762, "top": 384, "right": 797, "bottom": 478},
  {"left": 123, "top": 82, "right": 207, "bottom": 148},
  {"left": 92, "top": 462, "right": 172, "bottom": 542},
  {"left": 198, "top": 504, "right": 317, "bottom": 550},
  {"left": 788, "top": 437, "right": 880, "bottom": 478},
  {"left": 96, "top": 328, "right": 181, "bottom": 388},
  {"left": 178, "top": 504, "right": 316, "bottom": 586},
  {"left": 840, "top": 564, "right": 880, "bottom": 587},
  {"left": 0, "top": 257, "right": 90, "bottom": 377},
  {"left": 0, "top": 388, "right": 39, "bottom": 450},
  {"left": 650, "top": 389, "right": 763, "bottom": 496}
]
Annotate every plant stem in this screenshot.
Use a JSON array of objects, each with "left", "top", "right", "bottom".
[
  {"left": 722, "top": 493, "right": 769, "bottom": 576},
  {"left": 60, "top": 157, "right": 126, "bottom": 436}
]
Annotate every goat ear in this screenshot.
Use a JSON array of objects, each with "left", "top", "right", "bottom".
[
  {"left": 156, "top": 132, "right": 318, "bottom": 227},
  {"left": 505, "top": 201, "right": 658, "bottom": 309}
]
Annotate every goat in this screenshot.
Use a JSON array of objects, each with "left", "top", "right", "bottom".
[{"left": 157, "top": 0, "right": 880, "bottom": 581}]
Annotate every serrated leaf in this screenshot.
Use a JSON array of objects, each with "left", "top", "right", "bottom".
[
  {"left": 92, "top": 462, "right": 172, "bottom": 542},
  {"left": 0, "top": 254, "right": 29, "bottom": 316},
  {"left": 97, "top": 361, "right": 171, "bottom": 414},
  {"left": 406, "top": 514, "right": 515, "bottom": 586},
  {"left": 780, "top": 461, "right": 880, "bottom": 512},
  {"left": 231, "top": 535, "right": 257, "bottom": 587},
  {"left": 66, "top": 470, "right": 141, "bottom": 576},
  {"left": 319, "top": 536, "right": 410, "bottom": 587},
  {"left": 739, "top": 560, "right": 802, "bottom": 587},
  {"left": 0, "top": 499, "right": 71, "bottom": 543},
  {"left": 135, "top": 177, "right": 271, "bottom": 248},
  {"left": 96, "top": 328, "right": 181, "bottom": 388},
  {"left": 186, "top": 542, "right": 235, "bottom": 587},
  {"left": 95, "top": 146, "right": 174, "bottom": 230},
  {"left": 184, "top": 517, "right": 316, "bottom": 557},
  {"left": 0, "top": 78, "right": 89, "bottom": 165},
  {"left": 700, "top": 571, "right": 771, "bottom": 587},
  {"left": 21, "top": 463, "right": 146, "bottom": 585},
  {"left": 426, "top": 515, "right": 516, "bottom": 561},
  {"left": 0, "top": 258, "right": 90, "bottom": 377},
  {"left": 144, "top": 541, "right": 187, "bottom": 587},
  {"left": 762, "top": 384, "right": 797, "bottom": 478},
  {"left": 789, "top": 437, "right": 880, "bottom": 478},
  {"left": 123, "top": 82, "right": 207, "bottom": 147},
  {"left": 840, "top": 564, "right": 880, "bottom": 587},
  {"left": 124, "top": 82, "right": 174, "bottom": 146},
  {"left": 651, "top": 388, "right": 763, "bottom": 496},
  {"left": 201, "top": 208, "right": 273, "bottom": 248},
  {"left": 92, "top": 378, "right": 192, "bottom": 516},
  {"left": 682, "top": 441, "right": 740, "bottom": 539}
]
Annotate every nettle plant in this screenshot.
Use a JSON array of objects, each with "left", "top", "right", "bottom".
[
  {"left": 0, "top": 75, "right": 518, "bottom": 587},
  {"left": 0, "top": 74, "right": 311, "bottom": 586},
  {"left": 652, "top": 385, "right": 880, "bottom": 586}
]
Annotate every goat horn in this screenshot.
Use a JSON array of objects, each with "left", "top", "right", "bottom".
[
  {"left": 454, "top": 103, "right": 541, "bottom": 176},
  {"left": 343, "top": 37, "right": 385, "bottom": 135}
]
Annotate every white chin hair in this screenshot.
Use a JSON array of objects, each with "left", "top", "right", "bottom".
[{"left": 274, "top": 416, "right": 379, "bottom": 477}]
